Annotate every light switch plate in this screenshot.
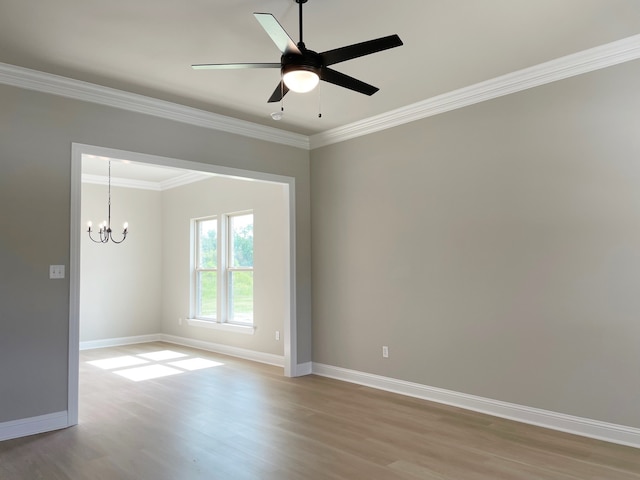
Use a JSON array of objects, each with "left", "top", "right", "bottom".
[{"left": 49, "top": 265, "right": 65, "bottom": 279}]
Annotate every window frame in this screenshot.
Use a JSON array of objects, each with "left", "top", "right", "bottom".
[
  {"left": 192, "top": 215, "right": 219, "bottom": 321},
  {"left": 226, "top": 212, "right": 254, "bottom": 325},
  {"left": 189, "top": 210, "right": 254, "bottom": 332}
]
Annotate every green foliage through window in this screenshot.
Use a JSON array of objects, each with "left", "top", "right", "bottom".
[
  {"left": 230, "top": 215, "right": 253, "bottom": 267},
  {"left": 195, "top": 217, "right": 218, "bottom": 319},
  {"left": 198, "top": 219, "right": 217, "bottom": 269},
  {"left": 228, "top": 214, "right": 253, "bottom": 324}
]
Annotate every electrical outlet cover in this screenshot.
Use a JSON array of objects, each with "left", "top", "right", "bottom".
[{"left": 49, "top": 265, "right": 65, "bottom": 279}]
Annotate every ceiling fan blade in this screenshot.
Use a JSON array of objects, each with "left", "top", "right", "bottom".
[
  {"left": 192, "top": 63, "right": 280, "bottom": 70},
  {"left": 320, "top": 68, "right": 379, "bottom": 96},
  {"left": 267, "top": 81, "right": 290, "bottom": 103},
  {"left": 253, "top": 13, "right": 301, "bottom": 55},
  {"left": 321, "top": 34, "right": 403, "bottom": 66}
]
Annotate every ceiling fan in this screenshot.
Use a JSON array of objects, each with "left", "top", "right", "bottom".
[{"left": 192, "top": 0, "right": 403, "bottom": 103}]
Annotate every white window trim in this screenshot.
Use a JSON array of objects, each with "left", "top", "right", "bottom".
[
  {"left": 191, "top": 215, "right": 219, "bottom": 321},
  {"left": 186, "top": 318, "right": 256, "bottom": 334},
  {"left": 190, "top": 210, "right": 254, "bottom": 331}
]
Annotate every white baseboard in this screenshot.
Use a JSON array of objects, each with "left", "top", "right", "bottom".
[
  {"left": 0, "top": 411, "right": 69, "bottom": 442},
  {"left": 80, "top": 334, "right": 162, "bottom": 350},
  {"left": 294, "top": 361, "right": 313, "bottom": 376},
  {"left": 160, "top": 334, "right": 284, "bottom": 368},
  {"left": 312, "top": 363, "right": 640, "bottom": 449}
]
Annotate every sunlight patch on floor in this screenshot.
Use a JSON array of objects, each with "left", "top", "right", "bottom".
[
  {"left": 114, "top": 364, "right": 183, "bottom": 381},
  {"left": 169, "top": 358, "right": 224, "bottom": 371},
  {"left": 138, "top": 350, "right": 188, "bottom": 361},
  {"left": 86, "top": 350, "right": 224, "bottom": 382},
  {"left": 87, "top": 356, "right": 149, "bottom": 370}
]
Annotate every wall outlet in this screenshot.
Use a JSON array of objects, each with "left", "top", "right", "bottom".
[
  {"left": 275, "top": 330, "right": 280, "bottom": 341},
  {"left": 382, "top": 346, "right": 389, "bottom": 358},
  {"left": 49, "top": 265, "right": 65, "bottom": 279},
  {"left": 178, "top": 318, "right": 182, "bottom": 326}
]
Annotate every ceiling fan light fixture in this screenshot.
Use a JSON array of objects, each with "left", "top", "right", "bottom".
[
  {"left": 192, "top": 0, "right": 403, "bottom": 104},
  {"left": 283, "top": 67, "right": 319, "bottom": 93}
]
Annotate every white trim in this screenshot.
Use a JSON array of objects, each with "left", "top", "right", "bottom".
[
  {"left": 283, "top": 180, "right": 297, "bottom": 377},
  {"left": 160, "top": 334, "right": 283, "bottom": 368},
  {"left": 3, "top": 35, "right": 640, "bottom": 151},
  {"left": 68, "top": 150, "right": 81, "bottom": 427},
  {"left": 186, "top": 319, "right": 256, "bottom": 334},
  {"left": 309, "top": 33, "right": 640, "bottom": 148},
  {"left": 312, "top": 363, "right": 640, "bottom": 449},
  {"left": 0, "top": 411, "right": 69, "bottom": 442},
  {"left": 75, "top": 143, "right": 296, "bottom": 185},
  {"left": 79, "top": 334, "right": 162, "bottom": 351},
  {"left": 295, "top": 361, "right": 313, "bottom": 376},
  {"left": 0, "top": 62, "right": 309, "bottom": 150}
]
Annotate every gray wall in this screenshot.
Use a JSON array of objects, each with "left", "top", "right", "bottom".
[
  {"left": 80, "top": 183, "right": 162, "bottom": 341},
  {"left": 0, "top": 83, "right": 310, "bottom": 424},
  {"left": 311, "top": 59, "right": 640, "bottom": 429}
]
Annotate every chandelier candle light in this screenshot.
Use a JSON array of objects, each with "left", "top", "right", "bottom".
[{"left": 87, "top": 160, "right": 128, "bottom": 244}]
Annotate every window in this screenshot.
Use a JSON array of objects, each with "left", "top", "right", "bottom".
[
  {"left": 194, "top": 217, "right": 217, "bottom": 319},
  {"left": 227, "top": 213, "right": 254, "bottom": 324},
  {"left": 192, "top": 212, "right": 254, "bottom": 327}
]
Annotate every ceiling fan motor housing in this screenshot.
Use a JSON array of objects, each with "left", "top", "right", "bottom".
[{"left": 281, "top": 47, "right": 322, "bottom": 78}]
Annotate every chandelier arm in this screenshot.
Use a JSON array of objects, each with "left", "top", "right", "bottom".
[
  {"left": 110, "top": 232, "right": 128, "bottom": 244},
  {"left": 87, "top": 228, "right": 102, "bottom": 243}
]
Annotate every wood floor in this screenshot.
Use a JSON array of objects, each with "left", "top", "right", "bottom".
[{"left": 1, "top": 342, "right": 639, "bottom": 480}]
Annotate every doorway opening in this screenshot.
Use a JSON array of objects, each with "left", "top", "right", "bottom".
[{"left": 68, "top": 143, "right": 297, "bottom": 426}]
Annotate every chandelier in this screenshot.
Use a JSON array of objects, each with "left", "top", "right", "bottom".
[{"left": 87, "top": 160, "right": 128, "bottom": 244}]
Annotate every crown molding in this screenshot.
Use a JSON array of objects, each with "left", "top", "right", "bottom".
[
  {"left": 0, "top": 62, "right": 310, "bottom": 150},
  {"left": 310, "top": 33, "right": 640, "bottom": 149},
  {"left": 82, "top": 173, "right": 161, "bottom": 191},
  {"left": 2, "top": 33, "right": 640, "bottom": 152},
  {"left": 82, "top": 171, "right": 211, "bottom": 191},
  {"left": 160, "top": 171, "right": 214, "bottom": 190}
]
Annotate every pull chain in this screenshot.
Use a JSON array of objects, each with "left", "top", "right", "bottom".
[{"left": 280, "top": 74, "right": 285, "bottom": 114}]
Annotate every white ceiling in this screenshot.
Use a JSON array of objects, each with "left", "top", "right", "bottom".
[{"left": 2, "top": 0, "right": 640, "bottom": 137}]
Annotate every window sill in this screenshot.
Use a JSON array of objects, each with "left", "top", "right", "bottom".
[{"left": 186, "top": 318, "right": 256, "bottom": 335}]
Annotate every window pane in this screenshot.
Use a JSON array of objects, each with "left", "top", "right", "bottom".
[
  {"left": 229, "top": 271, "right": 253, "bottom": 324},
  {"left": 229, "top": 214, "right": 253, "bottom": 268},
  {"left": 198, "top": 219, "right": 217, "bottom": 269},
  {"left": 197, "top": 271, "right": 217, "bottom": 318}
]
